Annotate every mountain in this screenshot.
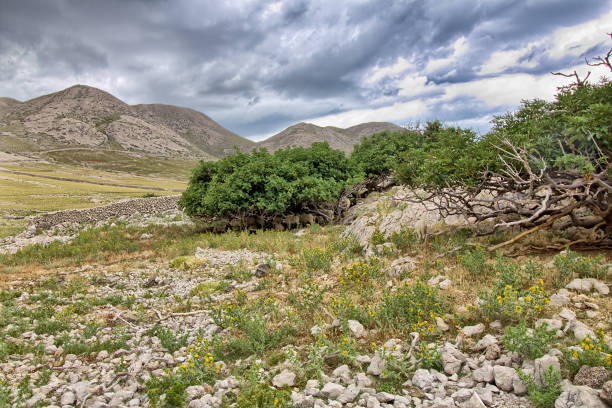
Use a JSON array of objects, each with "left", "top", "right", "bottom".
[
  {"left": 0, "top": 85, "right": 254, "bottom": 160},
  {"left": 256, "top": 121, "right": 406, "bottom": 153}
]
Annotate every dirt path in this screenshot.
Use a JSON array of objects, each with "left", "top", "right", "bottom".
[{"left": 0, "top": 167, "right": 184, "bottom": 192}]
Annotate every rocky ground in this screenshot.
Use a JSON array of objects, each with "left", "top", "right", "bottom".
[{"left": 0, "top": 199, "right": 610, "bottom": 408}]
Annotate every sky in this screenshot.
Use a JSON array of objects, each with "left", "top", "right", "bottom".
[{"left": 0, "top": 1, "right": 611, "bottom": 141}]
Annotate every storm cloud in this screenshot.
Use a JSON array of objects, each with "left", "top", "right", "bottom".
[{"left": 0, "top": 0, "right": 610, "bottom": 139}]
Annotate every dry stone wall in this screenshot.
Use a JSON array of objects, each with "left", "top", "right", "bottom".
[{"left": 30, "top": 195, "right": 180, "bottom": 231}]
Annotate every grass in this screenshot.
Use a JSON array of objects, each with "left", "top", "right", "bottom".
[
  {"left": 42, "top": 150, "right": 201, "bottom": 179},
  {"left": 0, "top": 213, "right": 610, "bottom": 406},
  {"left": 0, "top": 162, "right": 186, "bottom": 233}
]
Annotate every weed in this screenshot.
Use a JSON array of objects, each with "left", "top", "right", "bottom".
[
  {"left": 562, "top": 329, "right": 612, "bottom": 377},
  {"left": 301, "top": 248, "right": 332, "bottom": 273},
  {"left": 148, "top": 326, "right": 188, "bottom": 353},
  {"left": 459, "top": 246, "right": 488, "bottom": 276},
  {"left": 377, "top": 281, "right": 446, "bottom": 336},
  {"left": 189, "top": 281, "right": 219, "bottom": 298},
  {"left": 518, "top": 366, "right": 562, "bottom": 408},
  {"left": 503, "top": 321, "right": 556, "bottom": 360},
  {"left": 553, "top": 249, "right": 607, "bottom": 287}
]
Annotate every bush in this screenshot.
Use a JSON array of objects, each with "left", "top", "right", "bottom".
[
  {"left": 349, "top": 129, "right": 416, "bottom": 177},
  {"left": 562, "top": 329, "right": 612, "bottom": 377},
  {"left": 553, "top": 250, "right": 607, "bottom": 286},
  {"left": 180, "top": 143, "right": 356, "bottom": 219},
  {"left": 503, "top": 321, "right": 556, "bottom": 360},
  {"left": 377, "top": 282, "right": 446, "bottom": 336},
  {"left": 518, "top": 366, "right": 562, "bottom": 408}
]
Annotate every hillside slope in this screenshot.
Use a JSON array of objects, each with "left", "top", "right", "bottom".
[
  {"left": 257, "top": 121, "right": 406, "bottom": 153},
  {"left": 0, "top": 85, "right": 253, "bottom": 160}
]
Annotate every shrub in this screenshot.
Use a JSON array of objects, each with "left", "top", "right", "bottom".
[
  {"left": 562, "top": 329, "right": 612, "bottom": 377},
  {"left": 301, "top": 247, "right": 332, "bottom": 272},
  {"left": 147, "top": 326, "right": 188, "bottom": 354},
  {"left": 503, "top": 321, "right": 556, "bottom": 360},
  {"left": 180, "top": 143, "right": 356, "bottom": 220},
  {"left": 146, "top": 337, "right": 222, "bottom": 407},
  {"left": 518, "top": 366, "right": 563, "bottom": 408},
  {"left": 459, "top": 246, "right": 488, "bottom": 276},
  {"left": 553, "top": 250, "right": 607, "bottom": 286},
  {"left": 377, "top": 281, "right": 445, "bottom": 336}
]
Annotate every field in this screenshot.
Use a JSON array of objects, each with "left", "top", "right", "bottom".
[
  {"left": 0, "top": 161, "right": 188, "bottom": 238},
  {"left": 0, "top": 215, "right": 610, "bottom": 406}
]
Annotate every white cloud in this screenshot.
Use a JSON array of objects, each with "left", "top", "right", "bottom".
[
  {"left": 445, "top": 63, "right": 610, "bottom": 106},
  {"left": 365, "top": 57, "right": 414, "bottom": 84},
  {"left": 425, "top": 36, "right": 469, "bottom": 73},
  {"left": 479, "top": 45, "right": 539, "bottom": 75},
  {"left": 307, "top": 99, "right": 428, "bottom": 128},
  {"left": 548, "top": 9, "right": 612, "bottom": 59}
]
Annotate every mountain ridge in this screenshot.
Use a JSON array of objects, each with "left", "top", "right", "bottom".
[{"left": 0, "top": 85, "right": 406, "bottom": 163}]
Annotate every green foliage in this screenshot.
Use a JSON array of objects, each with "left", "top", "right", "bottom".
[
  {"left": 233, "top": 364, "right": 293, "bottom": 408},
  {"left": 492, "top": 78, "right": 612, "bottom": 173},
  {"left": 553, "top": 249, "right": 608, "bottom": 286},
  {"left": 146, "top": 337, "right": 221, "bottom": 408},
  {"left": 377, "top": 282, "right": 446, "bottom": 336},
  {"left": 562, "top": 329, "right": 612, "bottom": 377},
  {"left": 301, "top": 247, "right": 333, "bottom": 272},
  {"left": 396, "top": 122, "right": 498, "bottom": 188},
  {"left": 518, "top": 366, "right": 563, "bottom": 408},
  {"left": 503, "top": 321, "right": 556, "bottom": 360},
  {"left": 180, "top": 143, "right": 355, "bottom": 218},
  {"left": 459, "top": 246, "right": 489, "bottom": 276},
  {"left": 389, "top": 227, "right": 417, "bottom": 252},
  {"left": 349, "top": 130, "right": 416, "bottom": 177},
  {"left": 147, "top": 326, "right": 188, "bottom": 353}
]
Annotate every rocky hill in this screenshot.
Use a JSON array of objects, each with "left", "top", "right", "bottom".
[
  {"left": 258, "top": 121, "right": 406, "bottom": 153},
  {"left": 0, "top": 85, "right": 254, "bottom": 160},
  {"left": 0, "top": 85, "right": 406, "bottom": 164}
]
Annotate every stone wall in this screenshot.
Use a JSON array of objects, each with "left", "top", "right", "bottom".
[{"left": 30, "top": 195, "right": 180, "bottom": 231}]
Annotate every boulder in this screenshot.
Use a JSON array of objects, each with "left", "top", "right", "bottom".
[
  {"left": 600, "top": 380, "right": 612, "bottom": 405},
  {"left": 441, "top": 343, "right": 467, "bottom": 375},
  {"left": 493, "top": 366, "right": 515, "bottom": 392},
  {"left": 573, "top": 366, "right": 610, "bottom": 389},
  {"left": 347, "top": 320, "right": 366, "bottom": 338},
  {"left": 534, "top": 355, "right": 560, "bottom": 386},
  {"left": 272, "top": 370, "right": 296, "bottom": 388},
  {"left": 555, "top": 381, "right": 607, "bottom": 408}
]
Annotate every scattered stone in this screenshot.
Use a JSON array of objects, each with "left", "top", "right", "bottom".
[
  {"left": 412, "top": 369, "right": 435, "bottom": 392},
  {"left": 484, "top": 344, "right": 501, "bottom": 361},
  {"left": 436, "top": 317, "right": 449, "bottom": 332},
  {"left": 493, "top": 366, "right": 515, "bottom": 392},
  {"left": 321, "top": 382, "right": 345, "bottom": 399},
  {"left": 600, "top": 380, "right": 612, "bottom": 405},
  {"left": 463, "top": 391, "right": 487, "bottom": 408},
  {"left": 438, "top": 279, "right": 452, "bottom": 290},
  {"left": 348, "top": 320, "right": 366, "bottom": 338},
  {"left": 337, "top": 384, "right": 360, "bottom": 404},
  {"left": 386, "top": 256, "right": 416, "bottom": 278},
  {"left": 536, "top": 319, "right": 563, "bottom": 331},
  {"left": 462, "top": 323, "right": 485, "bottom": 337},
  {"left": 441, "top": 343, "right": 467, "bottom": 375},
  {"left": 573, "top": 366, "right": 610, "bottom": 389},
  {"left": 472, "top": 364, "right": 494, "bottom": 383},
  {"left": 555, "top": 381, "right": 607, "bottom": 408},
  {"left": 559, "top": 308, "right": 576, "bottom": 321},
  {"left": 572, "top": 321, "right": 595, "bottom": 341},
  {"left": 474, "top": 334, "right": 497, "bottom": 351},
  {"left": 549, "top": 293, "right": 570, "bottom": 306},
  {"left": 273, "top": 370, "right": 296, "bottom": 388},
  {"left": 534, "top": 355, "right": 560, "bottom": 386},
  {"left": 367, "top": 354, "right": 386, "bottom": 376},
  {"left": 255, "top": 263, "right": 272, "bottom": 278}
]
